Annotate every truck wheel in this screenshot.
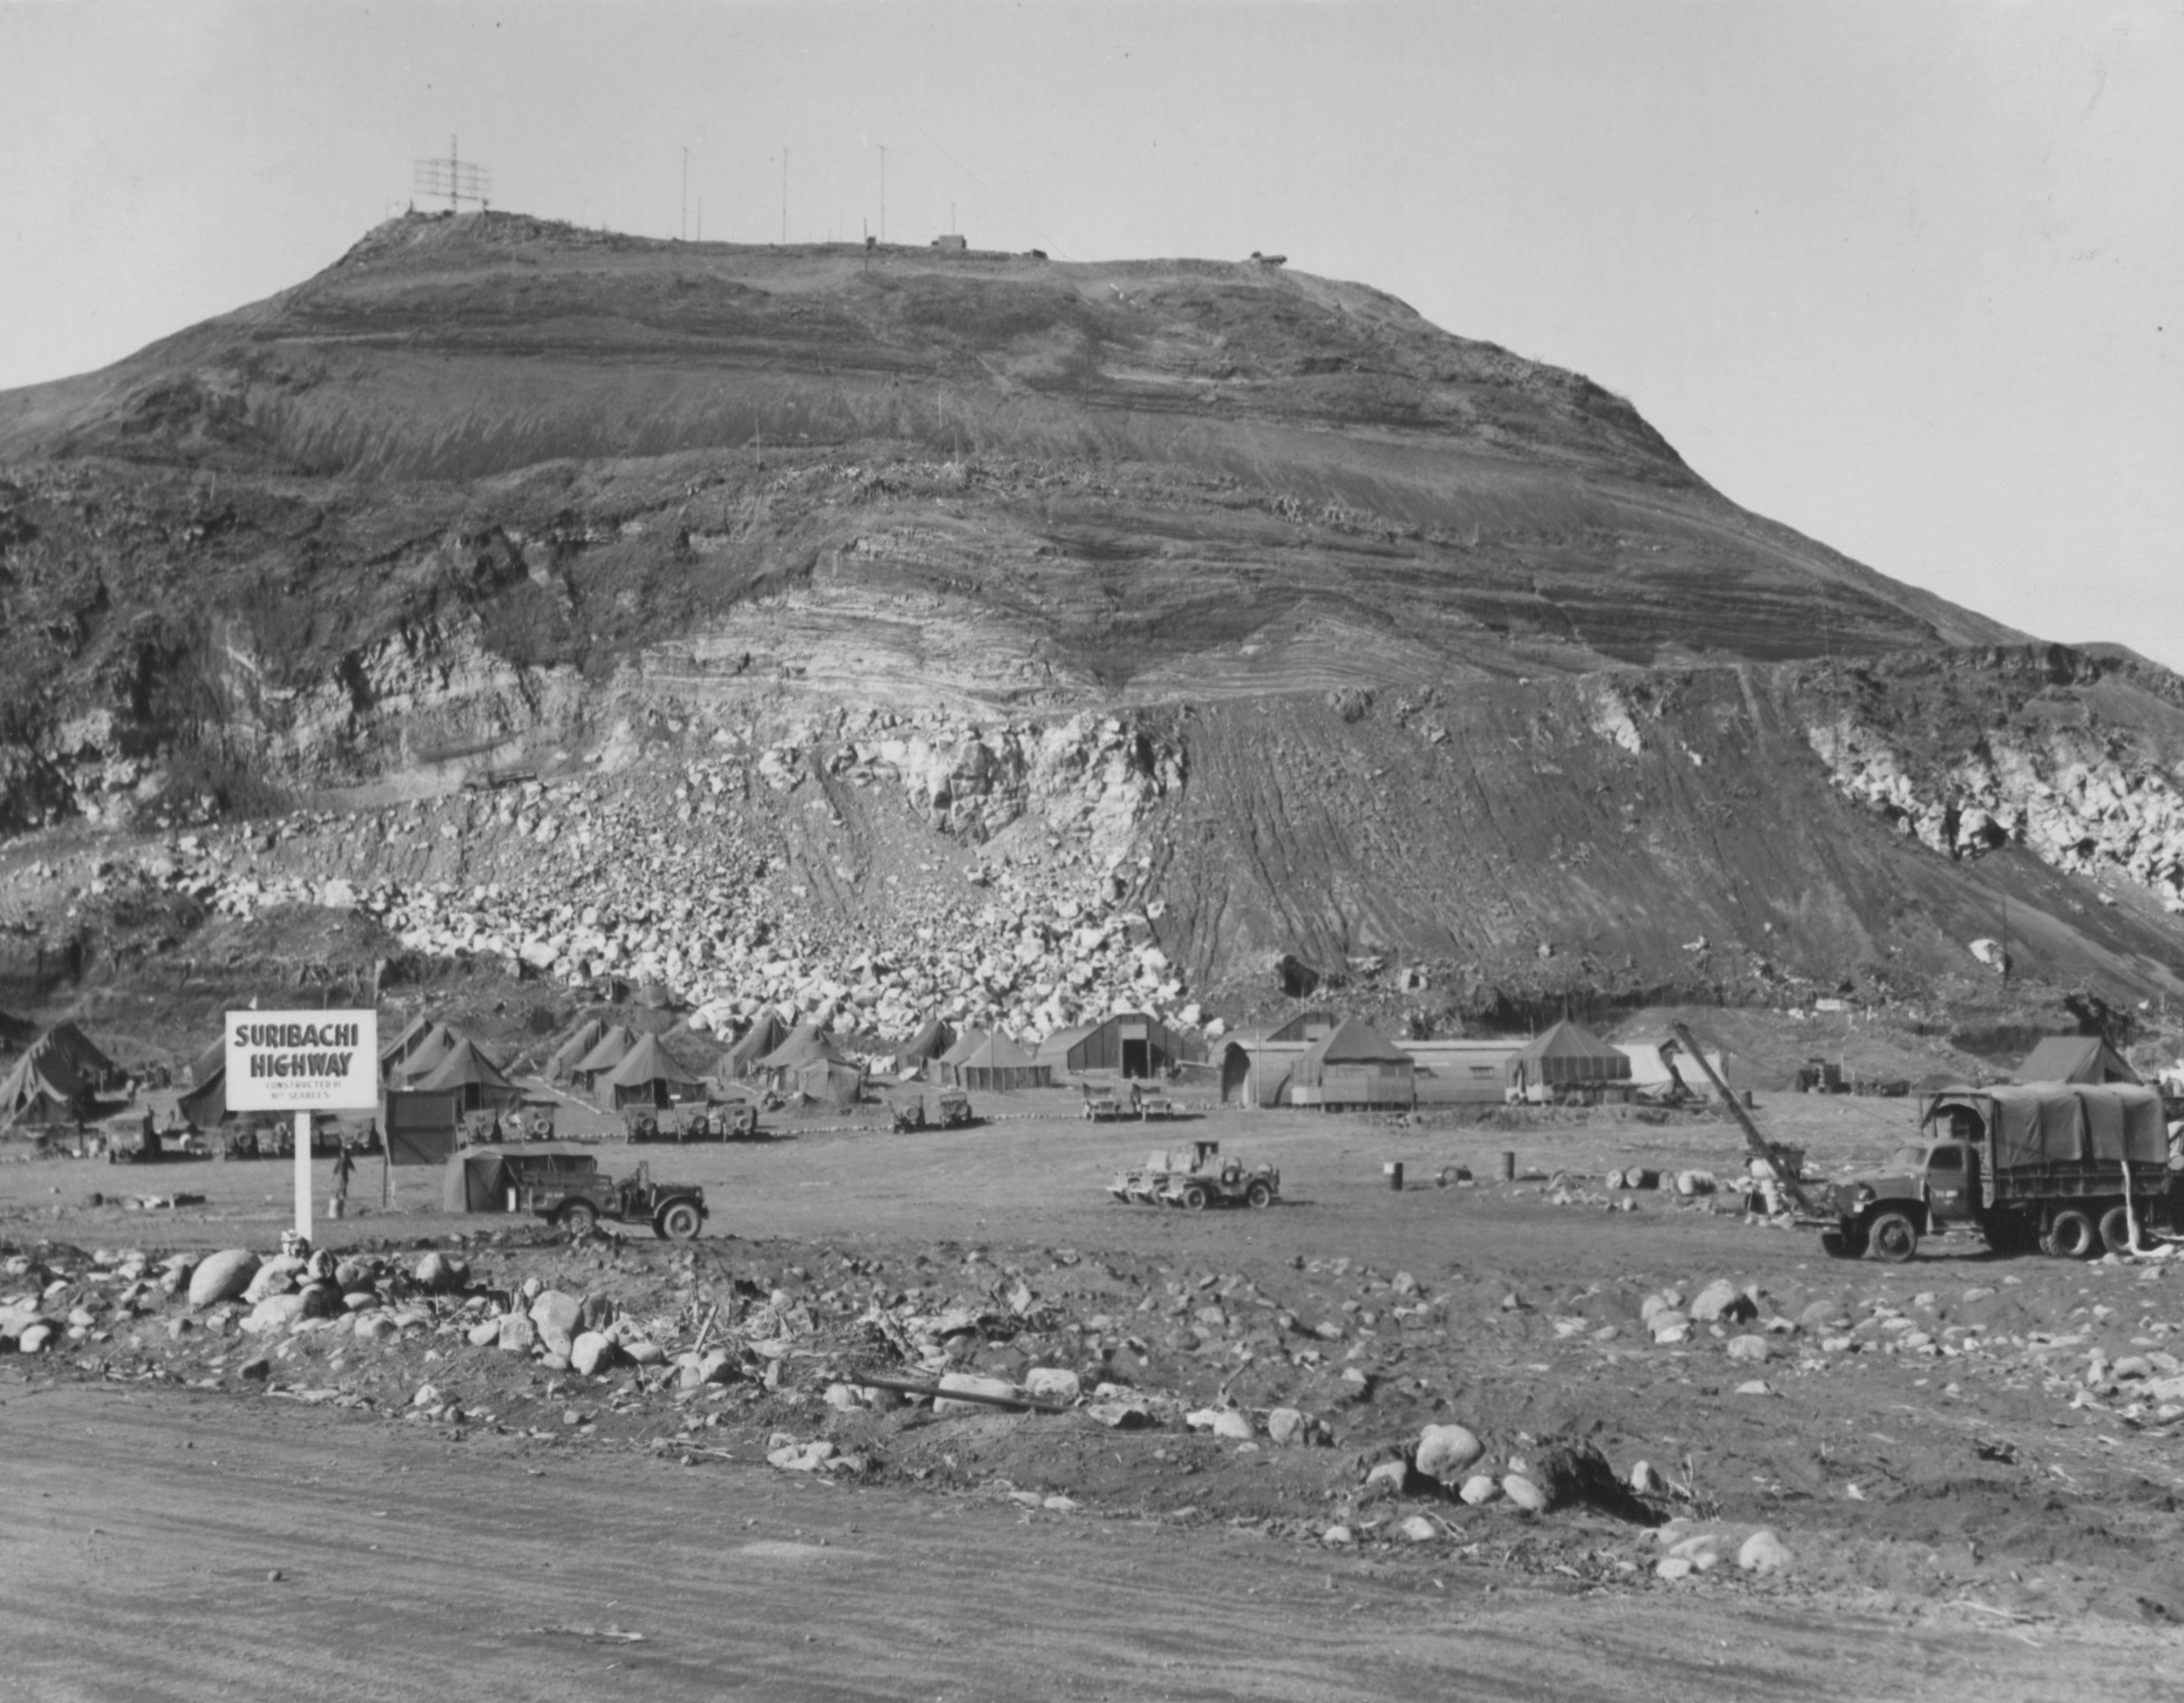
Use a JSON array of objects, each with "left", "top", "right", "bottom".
[
  {"left": 2098, "top": 1205, "right": 2139, "bottom": 1256},
  {"left": 1181, "top": 1184, "right": 1209, "bottom": 1212},
  {"left": 654, "top": 1200, "right": 703, "bottom": 1241},
  {"left": 1246, "top": 1180, "right": 1274, "bottom": 1210},
  {"left": 557, "top": 1200, "right": 599, "bottom": 1235},
  {"left": 2041, "top": 1210, "right": 2097, "bottom": 1259},
  {"left": 1867, "top": 1211, "right": 1920, "bottom": 1264},
  {"left": 1820, "top": 1230, "right": 1859, "bottom": 1260}
]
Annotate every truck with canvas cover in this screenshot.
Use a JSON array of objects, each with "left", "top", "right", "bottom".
[{"left": 1819, "top": 1084, "right": 2173, "bottom": 1263}]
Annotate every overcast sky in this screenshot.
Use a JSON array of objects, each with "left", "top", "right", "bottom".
[{"left": 3, "top": 1, "right": 2178, "bottom": 666}]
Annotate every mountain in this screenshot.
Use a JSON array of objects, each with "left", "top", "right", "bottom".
[{"left": 1, "top": 211, "right": 2178, "bottom": 1039}]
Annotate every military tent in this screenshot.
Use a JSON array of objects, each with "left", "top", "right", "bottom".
[
  {"left": 721, "top": 1011, "right": 790, "bottom": 1079},
  {"left": 414, "top": 1038, "right": 521, "bottom": 1112},
  {"left": 603, "top": 1032, "right": 701, "bottom": 1110},
  {"left": 958, "top": 1033, "right": 1052, "bottom": 1093},
  {"left": 931, "top": 1028, "right": 990, "bottom": 1085},
  {"left": 2016, "top": 1035, "right": 2141, "bottom": 1086},
  {"left": 178, "top": 1063, "right": 234, "bottom": 1128},
  {"left": 788, "top": 1057, "right": 866, "bottom": 1108},
  {"left": 1289, "top": 1018, "right": 1415, "bottom": 1110},
  {"left": 1509, "top": 1020, "right": 1631, "bottom": 1098},
  {"left": 379, "top": 1015, "right": 440, "bottom": 1079},
  {"left": 891, "top": 1017, "right": 958, "bottom": 1073},
  {"left": 42, "top": 1023, "right": 118, "bottom": 1090},
  {"left": 391, "top": 1023, "right": 463, "bottom": 1084},
  {"left": 568, "top": 1025, "right": 637, "bottom": 1091},
  {"left": 757, "top": 1024, "right": 847, "bottom": 1076},
  {"left": 0, "top": 1037, "right": 94, "bottom": 1127},
  {"left": 545, "top": 1019, "right": 606, "bottom": 1082}
]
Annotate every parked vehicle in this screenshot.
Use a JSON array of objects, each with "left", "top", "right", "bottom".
[
  {"left": 1819, "top": 1084, "right": 2173, "bottom": 1262},
  {"left": 1109, "top": 1139, "right": 1278, "bottom": 1210},
  {"left": 443, "top": 1144, "right": 708, "bottom": 1240}
]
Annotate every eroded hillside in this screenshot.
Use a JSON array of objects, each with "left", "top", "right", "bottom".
[{"left": 1, "top": 212, "right": 2175, "bottom": 1038}]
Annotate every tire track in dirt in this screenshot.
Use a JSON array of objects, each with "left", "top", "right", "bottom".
[{"left": 4, "top": 1385, "right": 2176, "bottom": 1703}]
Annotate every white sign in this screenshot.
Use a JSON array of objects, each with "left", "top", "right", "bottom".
[{"left": 225, "top": 1010, "right": 380, "bottom": 1112}]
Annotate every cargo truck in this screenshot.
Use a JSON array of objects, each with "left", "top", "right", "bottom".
[{"left": 1819, "top": 1083, "right": 2173, "bottom": 1262}]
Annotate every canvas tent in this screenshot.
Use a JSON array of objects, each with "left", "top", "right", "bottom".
[
  {"left": 413, "top": 1038, "right": 520, "bottom": 1113},
  {"left": 2016, "top": 1035, "right": 2141, "bottom": 1086},
  {"left": 603, "top": 1032, "right": 701, "bottom": 1110},
  {"left": 545, "top": 1019, "right": 606, "bottom": 1082},
  {"left": 384, "top": 1088, "right": 462, "bottom": 1166},
  {"left": 391, "top": 1023, "right": 463, "bottom": 1084},
  {"left": 958, "top": 1033, "right": 1052, "bottom": 1093},
  {"left": 568, "top": 1025, "right": 637, "bottom": 1091},
  {"left": 931, "top": 1028, "right": 989, "bottom": 1085},
  {"left": 379, "top": 1015, "right": 440, "bottom": 1080},
  {"left": 1289, "top": 1017, "right": 1415, "bottom": 1110},
  {"left": 892, "top": 1016, "right": 958, "bottom": 1074},
  {"left": 178, "top": 1063, "right": 234, "bottom": 1128},
  {"left": 0, "top": 1036, "right": 96, "bottom": 1127},
  {"left": 757, "top": 1023, "right": 847, "bottom": 1079},
  {"left": 722, "top": 1011, "right": 790, "bottom": 1080},
  {"left": 1509, "top": 1020, "right": 1632, "bottom": 1098},
  {"left": 788, "top": 1057, "right": 866, "bottom": 1107},
  {"left": 42, "top": 1023, "right": 117, "bottom": 1090}
]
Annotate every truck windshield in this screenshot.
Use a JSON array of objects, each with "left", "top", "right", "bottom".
[{"left": 1886, "top": 1145, "right": 1929, "bottom": 1172}]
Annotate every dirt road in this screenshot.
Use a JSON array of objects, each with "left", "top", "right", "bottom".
[{"left": 4, "top": 1381, "right": 2172, "bottom": 1703}]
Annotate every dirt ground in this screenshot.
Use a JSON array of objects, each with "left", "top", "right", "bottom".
[{"left": 8, "top": 1090, "right": 2184, "bottom": 1698}]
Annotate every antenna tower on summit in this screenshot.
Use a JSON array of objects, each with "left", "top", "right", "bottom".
[{"left": 415, "top": 135, "right": 491, "bottom": 213}]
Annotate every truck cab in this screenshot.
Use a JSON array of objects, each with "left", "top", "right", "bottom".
[{"left": 1826, "top": 1139, "right": 1978, "bottom": 1261}]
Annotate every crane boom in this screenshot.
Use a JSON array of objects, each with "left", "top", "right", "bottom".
[{"left": 1667, "top": 1022, "right": 1822, "bottom": 1216}]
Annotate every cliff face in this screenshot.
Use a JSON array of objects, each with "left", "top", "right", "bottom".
[{"left": 1, "top": 212, "right": 2175, "bottom": 1030}]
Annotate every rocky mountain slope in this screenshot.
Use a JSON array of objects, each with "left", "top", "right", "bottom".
[{"left": 1, "top": 211, "right": 2177, "bottom": 1040}]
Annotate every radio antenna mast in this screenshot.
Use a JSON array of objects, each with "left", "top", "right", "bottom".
[{"left": 414, "top": 135, "right": 490, "bottom": 213}]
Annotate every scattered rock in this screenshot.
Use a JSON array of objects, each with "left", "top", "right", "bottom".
[
  {"left": 188, "top": 1250, "right": 260, "bottom": 1310},
  {"left": 569, "top": 1332, "right": 618, "bottom": 1377},
  {"left": 530, "top": 1290, "right": 582, "bottom": 1359},
  {"left": 1459, "top": 1474, "right": 1501, "bottom": 1506},
  {"left": 1725, "top": 1334, "right": 1771, "bottom": 1363},
  {"left": 1415, "top": 1423, "right": 1484, "bottom": 1485},
  {"left": 1502, "top": 1474, "right": 1547, "bottom": 1512},
  {"left": 1266, "top": 1407, "right": 1308, "bottom": 1447},
  {"left": 933, "top": 1372, "right": 1020, "bottom": 1414},
  {"left": 1738, "top": 1529, "right": 1793, "bottom": 1574}
]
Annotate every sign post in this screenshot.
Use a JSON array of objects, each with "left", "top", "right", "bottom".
[{"left": 226, "top": 1010, "right": 379, "bottom": 1249}]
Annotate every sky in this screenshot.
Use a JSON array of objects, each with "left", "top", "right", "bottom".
[{"left": 2, "top": 0, "right": 2178, "bottom": 666}]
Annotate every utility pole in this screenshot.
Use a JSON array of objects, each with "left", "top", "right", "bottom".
[
  {"left": 681, "top": 146, "right": 689, "bottom": 241},
  {"left": 878, "top": 143, "right": 887, "bottom": 243}
]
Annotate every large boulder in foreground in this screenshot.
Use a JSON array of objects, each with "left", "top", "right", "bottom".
[{"left": 188, "top": 1250, "right": 260, "bottom": 1310}]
